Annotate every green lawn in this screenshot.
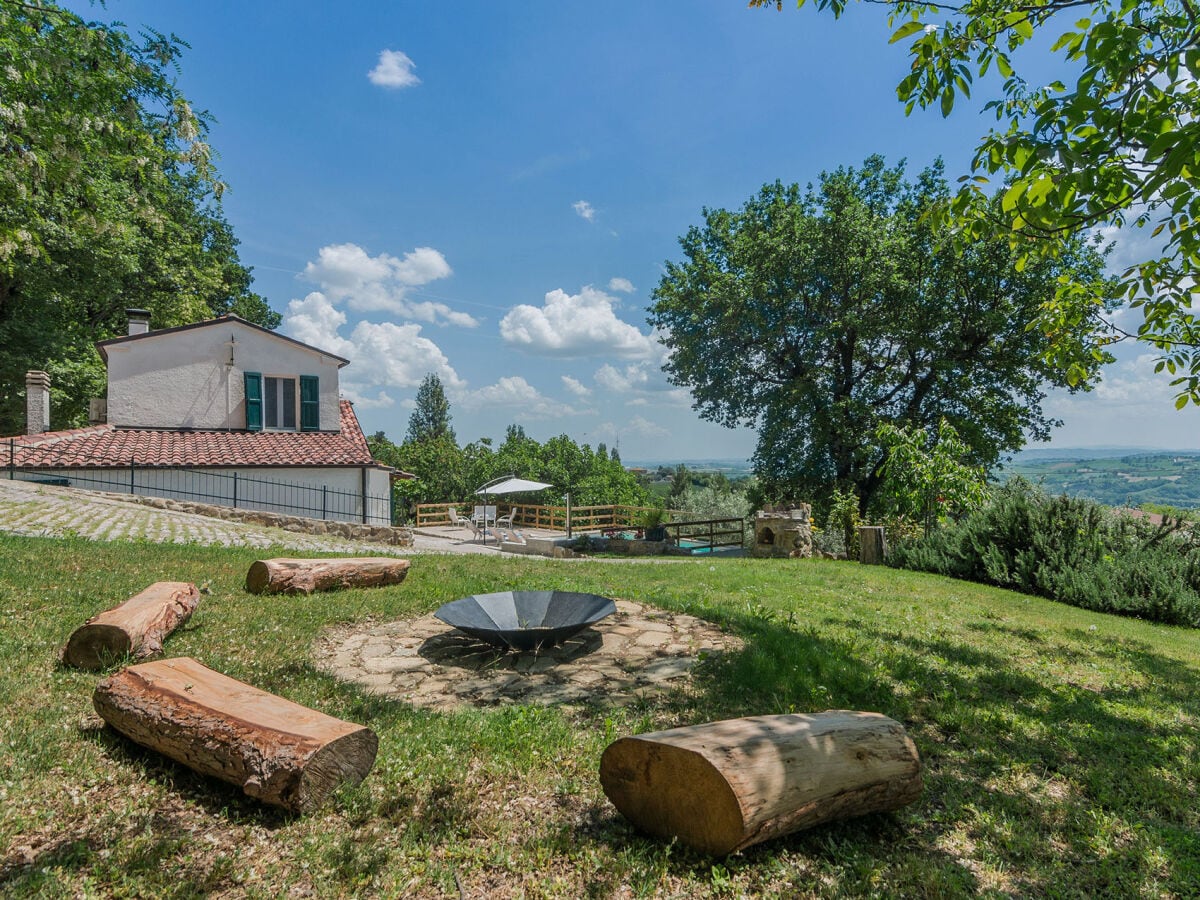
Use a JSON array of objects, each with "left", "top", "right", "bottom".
[{"left": 0, "top": 533, "right": 1196, "bottom": 897}]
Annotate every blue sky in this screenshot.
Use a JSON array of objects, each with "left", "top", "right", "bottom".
[{"left": 73, "top": 1, "right": 1196, "bottom": 458}]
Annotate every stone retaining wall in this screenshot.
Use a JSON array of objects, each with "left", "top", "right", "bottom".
[{"left": 84, "top": 489, "right": 414, "bottom": 546}]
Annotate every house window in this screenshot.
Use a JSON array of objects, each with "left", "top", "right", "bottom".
[
  {"left": 245, "top": 372, "right": 320, "bottom": 432},
  {"left": 264, "top": 377, "right": 296, "bottom": 429}
]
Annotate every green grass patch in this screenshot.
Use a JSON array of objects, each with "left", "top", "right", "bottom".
[{"left": 0, "top": 533, "right": 1196, "bottom": 897}]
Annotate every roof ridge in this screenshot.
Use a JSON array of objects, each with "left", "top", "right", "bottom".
[{"left": 10, "top": 423, "right": 114, "bottom": 447}]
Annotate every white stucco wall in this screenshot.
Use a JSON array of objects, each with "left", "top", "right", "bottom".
[
  {"left": 104, "top": 320, "right": 343, "bottom": 430},
  {"left": 15, "top": 465, "right": 393, "bottom": 525}
]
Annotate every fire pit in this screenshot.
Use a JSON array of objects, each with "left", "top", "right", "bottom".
[{"left": 434, "top": 590, "right": 617, "bottom": 651}]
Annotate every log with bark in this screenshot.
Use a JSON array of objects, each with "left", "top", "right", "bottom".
[
  {"left": 245, "top": 557, "right": 411, "bottom": 595},
  {"left": 93, "top": 656, "right": 378, "bottom": 813},
  {"left": 600, "top": 710, "right": 921, "bottom": 855},
  {"left": 858, "top": 526, "right": 887, "bottom": 565},
  {"left": 61, "top": 582, "right": 201, "bottom": 670}
]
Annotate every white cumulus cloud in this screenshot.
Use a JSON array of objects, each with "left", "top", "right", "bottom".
[
  {"left": 593, "top": 355, "right": 690, "bottom": 407},
  {"left": 460, "top": 376, "right": 581, "bottom": 419},
  {"left": 282, "top": 292, "right": 464, "bottom": 410},
  {"left": 561, "top": 375, "right": 591, "bottom": 398},
  {"left": 300, "top": 242, "right": 476, "bottom": 327},
  {"left": 573, "top": 200, "right": 596, "bottom": 222},
  {"left": 368, "top": 50, "right": 420, "bottom": 89},
  {"left": 608, "top": 277, "right": 634, "bottom": 294},
  {"left": 499, "top": 285, "right": 657, "bottom": 358}
]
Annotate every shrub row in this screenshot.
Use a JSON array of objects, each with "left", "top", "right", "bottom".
[{"left": 888, "top": 479, "right": 1200, "bottom": 627}]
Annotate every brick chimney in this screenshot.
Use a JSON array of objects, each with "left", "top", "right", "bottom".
[
  {"left": 25, "top": 370, "right": 50, "bottom": 435},
  {"left": 126, "top": 308, "right": 151, "bottom": 336}
]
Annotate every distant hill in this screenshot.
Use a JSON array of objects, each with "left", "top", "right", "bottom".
[
  {"left": 999, "top": 451, "right": 1200, "bottom": 509},
  {"left": 624, "top": 459, "right": 754, "bottom": 478},
  {"left": 1011, "top": 446, "right": 1172, "bottom": 462},
  {"left": 625, "top": 452, "right": 1200, "bottom": 509}
]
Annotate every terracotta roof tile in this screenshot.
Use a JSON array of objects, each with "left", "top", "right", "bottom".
[{"left": 11, "top": 400, "right": 380, "bottom": 469}]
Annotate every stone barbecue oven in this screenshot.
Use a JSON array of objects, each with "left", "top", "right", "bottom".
[{"left": 751, "top": 505, "right": 813, "bottom": 558}]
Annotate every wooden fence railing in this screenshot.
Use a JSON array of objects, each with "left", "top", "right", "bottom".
[{"left": 414, "top": 502, "right": 723, "bottom": 534}]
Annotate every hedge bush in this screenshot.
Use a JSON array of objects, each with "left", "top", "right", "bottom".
[{"left": 888, "top": 479, "right": 1200, "bottom": 627}]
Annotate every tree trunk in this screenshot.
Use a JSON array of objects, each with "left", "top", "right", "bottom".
[
  {"left": 858, "top": 526, "right": 887, "bottom": 565},
  {"left": 600, "top": 711, "right": 922, "bottom": 856},
  {"left": 61, "top": 582, "right": 200, "bottom": 670},
  {"left": 245, "top": 557, "right": 410, "bottom": 595},
  {"left": 93, "top": 657, "right": 378, "bottom": 813}
]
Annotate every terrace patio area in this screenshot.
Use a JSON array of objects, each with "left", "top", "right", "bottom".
[{"left": 412, "top": 502, "right": 747, "bottom": 557}]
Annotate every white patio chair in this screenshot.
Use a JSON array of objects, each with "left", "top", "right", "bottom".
[{"left": 448, "top": 506, "right": 477, "bottom": 535}]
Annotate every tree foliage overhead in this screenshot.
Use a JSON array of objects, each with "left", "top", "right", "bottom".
[
  {"left": 753, "top": 0, "right": 1200, "bottom": 404},
  {"left": 650, "top": 155, "right": 1112, "bottom": 510},
  {"left": 0, "top": 0, "right": 275, "bottom": 434}
]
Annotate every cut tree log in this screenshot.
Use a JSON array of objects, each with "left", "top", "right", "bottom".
[
  {"left": 61, "top": 582, "right": 201, "bottom": 670},
  {"left": 858, "top": 526, "right": 887, "bottom": 565},
  {"left": 600, "top": 711, "right": 921, "bottom": 855},
  {"left": 245, "top": 557, "right": 410, "bottom": 595},
  {"left": 93, "top": 656, "right": 378, "bottom": 813}
]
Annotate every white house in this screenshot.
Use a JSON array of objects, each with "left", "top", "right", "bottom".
[{"left": 7, "top": 311, "right": 402, "bottom": 525}]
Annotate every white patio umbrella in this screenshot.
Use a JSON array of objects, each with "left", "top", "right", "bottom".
[
  {"left": 478, "top": 477, "right": 554, "bottom": 495},
  {"left": 475, "top": 476, "right": 553, "bottom": 543}
]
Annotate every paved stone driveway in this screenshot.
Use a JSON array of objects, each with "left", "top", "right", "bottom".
[{"left": 0, "top": 479, "right": 496, "bottom": 555}]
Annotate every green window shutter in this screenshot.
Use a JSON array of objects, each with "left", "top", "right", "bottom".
[
  {"left": 300, "top": 375, "right": 320, "bottom": 431},
  {"left": 244, "top": 372, "right": 263, "bottom": 431}
]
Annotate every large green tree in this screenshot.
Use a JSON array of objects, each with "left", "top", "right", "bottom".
[
  {"left": 754, "top": 0, "right": 1200, "bottom": 403},
  {"left": 649, "top": 156, "right": 1112, "bottom": 511},
  {"left": 0, "top": 0, "right": 274, "bottom": 434},
  {"left": 405, "top": 373, "right": 456, "bottom": 444}
]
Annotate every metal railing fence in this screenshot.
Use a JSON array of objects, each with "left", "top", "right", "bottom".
[{"left": 8, "top": 439, "right": 393, "bottom": 525}]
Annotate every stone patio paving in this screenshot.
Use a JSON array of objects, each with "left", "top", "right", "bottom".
[{"left": 314, "top": 599, "right": 742, "bottom": 711}]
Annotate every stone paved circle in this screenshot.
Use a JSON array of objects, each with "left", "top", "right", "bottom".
[{"left": 314, "top": 600, "right": 742, "bottom": 711}]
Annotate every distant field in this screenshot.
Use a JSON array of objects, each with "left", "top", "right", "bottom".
[
  {"left": 626, "top": 459, "right": 754, "bottom": 479},
  {"left": 999, "top": 451, "right": 1200, "bottom": 508},
  {"left": 629, "top": 452, "right": 1200, "bottom": 510}
]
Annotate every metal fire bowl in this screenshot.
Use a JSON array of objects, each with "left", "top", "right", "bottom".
[{"left": 434, "top": 590, "right": 617, "bottom": 651}]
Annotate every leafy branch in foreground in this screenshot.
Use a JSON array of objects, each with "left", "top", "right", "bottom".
[
  {"left": 0, "top": 0, "right": 275, "bottom": 432},
  {"left": 753, "top": 0, "right": 1200, "bottom": 404}
]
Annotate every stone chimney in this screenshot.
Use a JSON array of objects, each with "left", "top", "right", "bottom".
[
  {"left": 126, "top": 308, "right": 151, "bottom": 336},
  {"left": 25, "top": 370, "right": 50, "bottom": 435}
]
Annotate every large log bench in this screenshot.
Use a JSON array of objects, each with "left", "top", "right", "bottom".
[
  {"left": 94, "top": 657, "right": 378, "bottom": 812},
  {"left": 600, "top": 710, "right": 922, "bottom": 855},
  {"left": 245, "top": 557, "right": 410, "bottom": 595}
]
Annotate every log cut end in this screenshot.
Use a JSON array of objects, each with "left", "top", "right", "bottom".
[
  {"left": 62, "top": 623, "right": 133, "bottom": 670},
  {"left": 600, "top": 711, "right": 922, "bottom": 856},
  {"left": 287, "top": 727, "right": 380, "bottom": 813},
  {"left": 600, "top": 738, "right": 746, "bottom": 856}
]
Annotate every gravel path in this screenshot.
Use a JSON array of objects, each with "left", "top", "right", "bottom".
[{"left": 0, "top": 479, "right": 498, "bottom": 555}]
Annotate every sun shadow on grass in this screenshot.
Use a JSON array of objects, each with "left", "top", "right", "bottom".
[{"left": 588, "top": 599, "right": 1200, "bottom": 895}]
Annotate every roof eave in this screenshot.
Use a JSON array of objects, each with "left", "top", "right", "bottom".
[{"left": 95, "top": 315, "right": 351, "bottom": 367}]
